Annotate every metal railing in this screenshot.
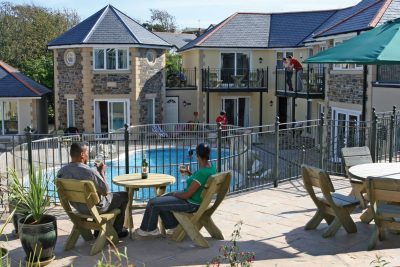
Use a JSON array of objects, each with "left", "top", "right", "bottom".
[
  {"left": 166, "top": 68, "right": 197, "bottom": 88},
  {"left": 276, "top": 66, "right": 325, "bottom": 97},
  {"left": 376, "top": 65, "right": 400, "bottom": 84},
  {"left": 1, "top": 108, "right": 400, "bottom": 204},
  {"left": 201, "top": 68, "right": 268, "bottom": 90}
]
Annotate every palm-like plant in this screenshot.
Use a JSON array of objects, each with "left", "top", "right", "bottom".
[{"left": 9, "top": 167, "right": 50, "bottom": 223}]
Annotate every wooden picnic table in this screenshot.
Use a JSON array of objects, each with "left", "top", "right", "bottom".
[
  {"left": 112, "top": 173, "right": 175, "bottom": 238},
  {"left": 349, "top": 162, "right": 400, "bottom": 223}
]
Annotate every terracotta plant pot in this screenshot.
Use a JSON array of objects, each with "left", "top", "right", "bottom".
[{"left": 18, "top": 215, "right": 57, "bottom": 264}]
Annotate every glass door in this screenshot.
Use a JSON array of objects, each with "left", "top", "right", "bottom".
[
  {"left": 221, "top": 53, "right": 235, "bottom": 84},
  {"left": 332, "top": 108, "right": 361, "bottom": 161},
  {"left": 94, "top": 100, "right": 129, "bottom": 133},
  {"left": 222, "top": 97, "right": 249, "bottom": 126}
]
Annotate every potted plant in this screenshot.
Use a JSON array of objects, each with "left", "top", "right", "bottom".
[
  {"left": 9, "top": 168, "right": 57, "bottom": 265},
  {"left": 0, "top": 207, "right": 16, "bottom": 267}
]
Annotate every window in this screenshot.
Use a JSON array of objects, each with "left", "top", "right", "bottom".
[
  {"left": 146, "top": 50, "right": 156, "bottom": 64},
  {"left": 0, "top": 101, "right": 18, "bottom": 135},
  {"left": 94, "top": 100, "right": 130, "bottom": 133},
  {"left": 93, "top": 48, "right": 128, "bottom": 70},
  {"left": 276, "top": 51, "right": 293, "bottom": 69},
  {"left": 146, "top": 98, "right": 155, "bottom": 124},
  {"left": 333, "top": 39, "right": 362, "bottom": 70},
  {"left": 67, "top": 99, "right": 75, "bottom": 127}
]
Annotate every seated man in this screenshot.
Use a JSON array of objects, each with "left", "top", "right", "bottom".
[{"left": 57, "top": 142, "right": 128, "bottom": 238}]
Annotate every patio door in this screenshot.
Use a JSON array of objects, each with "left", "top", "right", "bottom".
[
  {"left": 222, "top": 97, "right": 249, "bottom": 127},
  {"left": 220, "top": 53, "right": 249, "bottom": 84},
  {"left": 94, "top": 100, "right": 129, "bottom": 133},
  {"left": 331, "top": 108, "right": 361, "bottom": 161}
]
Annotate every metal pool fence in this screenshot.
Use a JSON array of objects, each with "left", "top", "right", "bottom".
[{"left": 0, "top": 108, "right": 400, "bottom": 204}]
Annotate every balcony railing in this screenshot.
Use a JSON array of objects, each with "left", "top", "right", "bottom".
[
  {"left": 376, "top": 65, "right": 400, "bottom": 84},
  {"left": 166, "top": 68, "right": 197, "bottom": 89},
  {"left": 201, "top": 68, "right": 268, "bottom": 91},
  {"left": 275, "top": 66, "right": 325, "bottom": 99}
]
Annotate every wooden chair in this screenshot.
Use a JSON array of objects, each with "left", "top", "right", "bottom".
[
  {"left": 366, "top": 177, "right": 400, "bottom": 250},
  {"left": 341, "top": 146, "right": 372, "bottom": 208},
  {"left": 301, "top": 165, "right": 359, "bottom": 238},
  {"left": 55, "top": 178, "right": 120, "bottom": 255},
  {"left": 171, "top": 171, "right": 231, "bottom": 247}
]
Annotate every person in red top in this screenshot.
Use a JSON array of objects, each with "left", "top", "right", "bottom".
[
  {"left": 287, "top": 55, "right": 303, "bottom": 92},
  {"left": 216, "top": 111, "right": 228, "bottom": 129}
]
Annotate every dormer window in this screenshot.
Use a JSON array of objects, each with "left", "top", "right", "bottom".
[{"left": 93, "top": 48, "right": 128, "bottom": 70}]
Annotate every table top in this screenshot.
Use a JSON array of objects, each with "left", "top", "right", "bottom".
[
  {"left": 112, "top": 173, "right": 176, "bottom": 188},
  {"left": 349, "top": 163, "right": 400, "bottom": 181}
]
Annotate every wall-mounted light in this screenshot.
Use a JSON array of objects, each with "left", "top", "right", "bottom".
[
  {"left": 269, "top": 100, "right": 273, "bottom": 107},
  {"left": 183, "top": 100, "right": 191, "bottom": 107},
  {"left": 259, "top": 57, "right": 263, "bottom": 64}
]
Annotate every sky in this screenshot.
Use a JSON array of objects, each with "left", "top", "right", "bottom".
[{"left": 11, "top": 0, "right": 361, "bottom": 29}]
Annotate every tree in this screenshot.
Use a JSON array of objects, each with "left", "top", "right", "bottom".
[
  {"left": 144, "top": 9, "right": 176, "bottom": 32},
  {"left": 0, "top": 2, "right": 80, "bottom": 123}
]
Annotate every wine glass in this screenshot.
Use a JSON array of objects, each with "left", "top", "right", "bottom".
[
  {"left": 94, "top": 155, "right": 103, "bottom": 166},
  {"left": 179, "top": 165, "right": 188, "bottom": 175}
]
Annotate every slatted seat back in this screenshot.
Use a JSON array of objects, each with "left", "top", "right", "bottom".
[
  {"left": 341, "top": 146, "right": 372, "bottom": 177},
  {"left": 367, "top": 177, "right": 400, "bottom": 212},
  {"left": 196, "top": 172, "right": 231, "bottom": 218},
  {"left": 56, "top": 178, "right": 103, "bottom": 224},
  {"left": 301, "top": 165, "right": 337, "bottom": 211}
]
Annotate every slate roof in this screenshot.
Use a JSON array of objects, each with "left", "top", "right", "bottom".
[
  {"left": 0, "top": 61, "right": 51, "bottom": 98},
  {"left": 180, "top": 13, "right": 271, "bottom": 50},
  {"left": 180, "top": 0, "right": 396, "bottom": 51},
  {"left": 48, "top": 5, "right": 171, "bottom": 48},
  {"left": 269, "top": 11, "right": 336, "bottom": 48},
  {"left": 154, "top": 32, "right": 197, "bottom": 49}
]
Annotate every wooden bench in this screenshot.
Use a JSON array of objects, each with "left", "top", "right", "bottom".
[
  {"left": 366, "top": 177, "right": 400, "bottom": 250},
  {"left": 56, "top": 178, "right": 120, "bottom": 255},
  {"left": 301, "top": 165, "right": 359, "bottom": 238},
  {"left": 171, "top": 171, "right": 231, "bottom": 247},
  {"left": 342, "top": 146, "right": 372, "bottom": 208}
]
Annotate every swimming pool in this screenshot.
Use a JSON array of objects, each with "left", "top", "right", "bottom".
[{"left": 106, "top": 147, "right": 224, "bottom": 198}]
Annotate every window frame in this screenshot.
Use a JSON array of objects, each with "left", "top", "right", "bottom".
[
  {"left": 66, "top": 99, "right": 75, "bottom": 128},
  {"left": 0, "top": 100, "right": 19, "bottom": 135},
  {"left": 93, "top": 48, "right": 129, "bottom": 71},
  {"left": 146, "top": 98, "right": 155, "bottom": 124}
]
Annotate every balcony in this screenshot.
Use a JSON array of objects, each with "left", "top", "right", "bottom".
[
  {"left": 201, "top": 68, "right": 268, "bottom": 92},
  {"left": 275, "top": 67, "right": 325, "bottom": 99},
  {"left": 373, "top": 65, "right": 400, "bottom": 87},
  {"left": 166, "top": 68, "right": 197, "bottom": 90}
]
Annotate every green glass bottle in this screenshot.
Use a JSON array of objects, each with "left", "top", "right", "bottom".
[{"left": 141, "top": 156, "right": 148, "bottom": 179}]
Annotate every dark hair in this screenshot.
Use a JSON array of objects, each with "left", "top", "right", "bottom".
[
  {"left": 196, "top": 143, "right": 211, "bottom": 160},
  {"left": 283, "top": 57, "right": 287, "bottom": 60},
  {"left": 220, "top": 111, "right": 225, "bottom": 116},
  {"left": 70, "top": 142, "right": 88, "bottom": 158},
  {"left": 287, "top": 55, "right": 293, "bottom": 59}
]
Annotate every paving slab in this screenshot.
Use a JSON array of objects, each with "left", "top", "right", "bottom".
[{"left": 2, "top": 176, "right": 399, "bottom": 267}]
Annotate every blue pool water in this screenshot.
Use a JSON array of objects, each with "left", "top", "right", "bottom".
[{"left": 106, "top": 147, "right": 223, "bottom": 198}]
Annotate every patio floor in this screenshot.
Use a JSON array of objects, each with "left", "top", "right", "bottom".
[{"left": 3, "top": 176, "right": 400, "bottom": 267}]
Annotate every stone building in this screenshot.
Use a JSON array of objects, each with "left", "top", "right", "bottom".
[{"left": 48, "top": 5, "right": 171, "bottom": 133}]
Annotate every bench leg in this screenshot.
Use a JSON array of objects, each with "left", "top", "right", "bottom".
[
  {"left": 171, "top": 225, "right": 185, "bottom": 242},
  {"left": 65, "top": 226, "right": 80, "bottom": 251},
  {"left": 322, "top": 217, "right": 342, "bottom": 238},
  {"left": 174, "top": 213, "right": 209, "bottom": 248},
  {"left": 305, "top": 210, "right": 323, "bottom": 230},
  {"left": 201, "top": 217, "right": 224, "bottom": 240},
  {"left": 368, "top": 226, "right": 379, "bottom": 250},
  {"left": 90, "top": 225, "right": 108, "bottom": 256}
]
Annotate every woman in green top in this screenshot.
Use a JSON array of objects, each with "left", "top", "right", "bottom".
[{"left": 136, "top": 143, "right": 216, "bottom": 238}]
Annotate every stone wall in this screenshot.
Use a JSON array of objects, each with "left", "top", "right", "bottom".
[
  {"left": 56, "top": 48, "right": 84, "bottom": 131},
  {"left": 92, "top": 74, "right": 131, "bottom": 94},
  {"left": 137, "top": 48, "right": 165, "bottom": 124},
  {"left": 327, "top": 73, "right": 363, "bottom": 120}
]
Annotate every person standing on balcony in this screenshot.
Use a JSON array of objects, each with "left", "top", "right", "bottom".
[
  {"left": 283, "top": 57, "right": 293, "bottom": 91},
  {"left": 287, "top": 55, "right": 303, "bottom": 92}
]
